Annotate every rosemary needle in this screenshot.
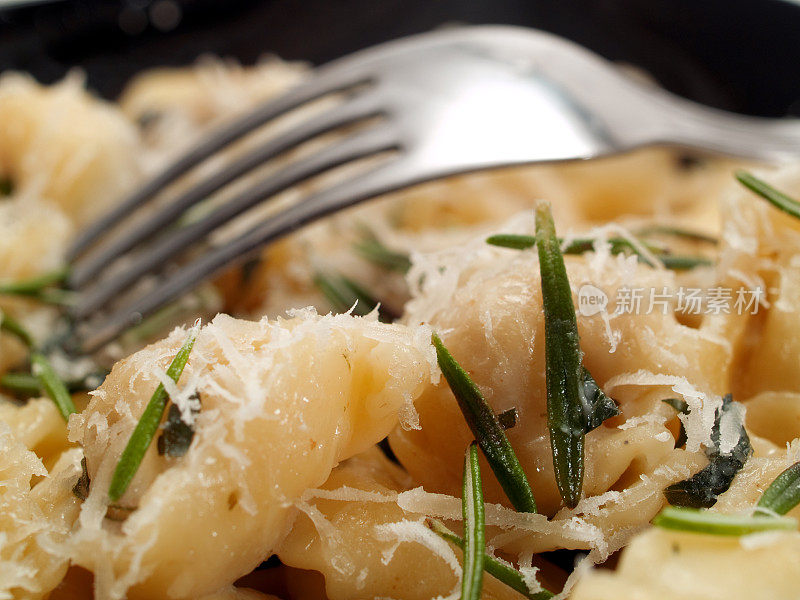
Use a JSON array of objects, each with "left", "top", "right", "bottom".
[
  {"left": 636, "top": 225, "right": 718, "bottom": 245},
  {"left": 108, "top": 323, "right": 200, "bottom": 502},
  {"left": 654, "top": 506, "right": 797, "bottom": 536},
  {"left": 0, "top": 313, "right": 34, "bottom": 348},
  {"left": 428, "top": 519, "right": 553, "bottom": 600},
  {"left": 31, "top": 352, "right": 77, "bottom": 421},
  {"left": 432, "top": 333, "right": 537, "bottom": 513},
  {"left": 461, "top": 443, "right": 485, "bottom": 600},
  {"left": 535, "top": 202, "right": 584, "bottom": 508},
  {"left": 0, "top": 266, "right": 69, "bottom": 295},
  {"left": 757, "top": 462, "right": 800, "bottom": 516},
  {"left": 487, "top": 233, "right": 711, "bottom": 271},
  {"left": 736, "top": 170, "right": 800, "bottom": 220},
  {"left": 353, "top": 229, "right": 412, "bottom": 274}
]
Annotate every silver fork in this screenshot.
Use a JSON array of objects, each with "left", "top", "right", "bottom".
[{"left": 66, "top": 24, "right": 800, "bottom": 352}]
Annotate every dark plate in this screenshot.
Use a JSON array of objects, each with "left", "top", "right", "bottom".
[{"left": 0, "top": 0, "right": 798, "bottom": 117}]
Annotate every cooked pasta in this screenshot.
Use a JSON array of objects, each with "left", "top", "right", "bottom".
[{"left": 0, "top": 57, "right": 798, "bottom": 600}]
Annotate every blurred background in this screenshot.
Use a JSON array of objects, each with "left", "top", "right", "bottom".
[{"left": 0, "top": 0, "right": 798, "bottom": 117}]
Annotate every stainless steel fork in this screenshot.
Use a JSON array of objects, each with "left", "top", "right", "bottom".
[{"left": 67, "top": 25, "right": 800, "bottom": 352}]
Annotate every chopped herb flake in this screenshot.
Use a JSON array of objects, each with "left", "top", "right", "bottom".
[
  {"left": 432, "top": 333, "right": 537, "bottom": 513},
  {"left": 497, "top": 407, "right": 519, "bottom": 430},
  {"left": 72, "top": 456, "right": 90, "bottom": 501},
  {"left": 579, "top": 367, "right": 620, "bottom": 432},
  {"left": 662, "top": 398, "right": 688, "bottom": 448},
  {"left": 157, "top": 396, "right": 199, "bottom": 458},
  {"left": 665, "top": 394, "right": 752, "bottom": 508}
]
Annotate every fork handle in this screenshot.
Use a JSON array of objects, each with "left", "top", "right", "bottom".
[{"left": 621, "top": 87, "right": 800, "bottom": 162}]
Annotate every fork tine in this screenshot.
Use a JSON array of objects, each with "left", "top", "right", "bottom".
[
  {"left": 68, "top": 93, "right": 384, "bottom": 289},
  {"left": 70, "top": 124, "right": 398, "bottom": 320},
  {"left": 66, "top": 70, "right": 372, "bottom": 261},
  {"left": 75, "top": 153, "right": 411, "bottom": 353}
]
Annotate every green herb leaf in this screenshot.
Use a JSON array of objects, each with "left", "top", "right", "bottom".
[
  {"left": 657, "top": 255, "right": 714, "bottom": 270},
  {"left": 0, "top": 266, "right": 69, "bottom": 296},
  {"left": 31, "top": 352, "right": 77, "bottom": 421},
  {"left": 535, "top": 203, "right": 585, "bottom": 508},
  {"left": 0, "top": 372, "right": 42, "bottom": 396},
  {"left": 428, "top": 519, "right": 553, "bottom": 600},
  {"left": 662, "top": 398, "right": 689, "bottom": 448},
  {"left": 432, "top": 333, "right": 537, "bottom": 513},
  {"left": 487, "top": 232, "right": 714, "bottom": 271},
  {"left": 636, "top": 225, "right": 717, "bottom": 245},
  {"left": 461, "top": 443, "right": 485, "bottom": 600},
  {"left": 664, "top": 394, "right": 752, "bottom": 508},
  {"left": 487, "top": 234, "right": 652, "bottom": 258},
  {"left": 157, "top": 395, "right": 199, "bottom": 458},
  {"left": 72, "top": 456, "right": 90, "bottom": 501},
  {"left": 497, "top": 407, "right": 519, "bottom": 430},
  {"left": 758, "top": 462, "right": 800, "bottom": 516},
  {"left": 313, "top": 271, "right": 396, "bottom": 322},
  {"left": 353, "top": 229, "right": 412, "bottom": 274},
  {"left": 736, "top": 170, "right": 800, "bottom": 220},
  {"left": 486, "top": 234, "right": 537, "bottom": 250},
  {"left": 579, "top": 367, "right": 619, "bottom": 432},
  {"left": 653, "top": 505, "right": 797, "bottom": 536},
  {"left": 0, "top": 313, "right": 34, "bottom": 348},
  {"left": 108, "top": 323, "right": 200, "bottom": 502}
]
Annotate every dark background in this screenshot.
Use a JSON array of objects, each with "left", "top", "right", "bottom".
[{"left": 0, "top": 0, "right": 798, "bottom": 117}]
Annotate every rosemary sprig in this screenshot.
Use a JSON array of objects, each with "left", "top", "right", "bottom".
[
  {"left": 108, "top": 323, "right": 200, "bottom": 502},
  {"left": 461, "top": 443, "right": 485, "bottom": 600},
  {"left": 662, "top": 398, "right": 688, "bottom": 448},
  {"left": 657, "top": 255, "right": 714, "bottom": 270},
  {"left": 636, "top": 225, "right": 718, "bottom": 245},
  {"left": 757, "top": 462, "right": 800, "bottom": 516},
  {"left": 353, "top": 228, "right": 412, "bottom": 274},
  {"left": 31, "top": 352, "right": 77, "bottom": 421},
  {"left": 736, "top": 170, "right": 800, "bottom": 220},
  {"left": 653, "top": 506, "right": 797, "bottom": 536},
  {"left": 432, "top": 333, "right": 537, "bottom": 513},
  {"left": 0, "top": 266, "right": 71, "bottom": 304},
  {"left": 313, "top": 271, "right": 397, "bottom": 322},
  {"left": 536, "top": 203, "right": 585, "bottom": 509},
  {"left": 1, "top": 311, "right": 78, "bottom": 419},
  {"left": 486, "top": 234, "right": 537, "bottom": 250},
  {"left": 487, "top": 233, "right": 710, "bottom": 271},
  {"left": 0, "top": 372, "right": 43, "bottom": 396},
  {"left": 428, "top": 519, "right": 553, "bottom": 600},
  {"left": 0, "top": 312, "right": 34, "bottom": 347},
  {"left": 0, "top": 369, "right": 108, "bottom": 398}
]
